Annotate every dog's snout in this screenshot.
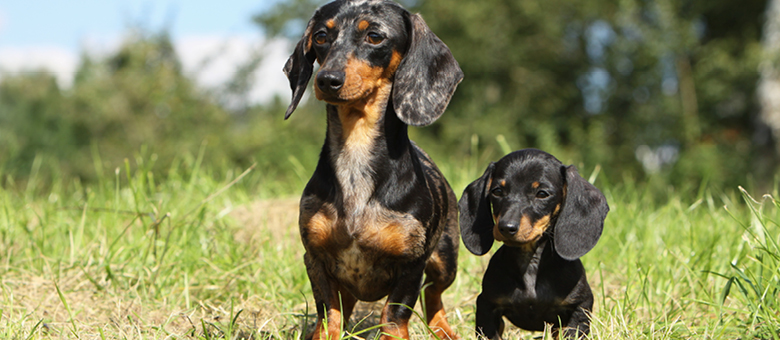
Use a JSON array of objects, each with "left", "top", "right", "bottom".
[
  {"left": 498, "top": 222, "right": 519, "bottom": 236},
  {"left": 316, "top": 71, "right": 345, "bottom": 94}
]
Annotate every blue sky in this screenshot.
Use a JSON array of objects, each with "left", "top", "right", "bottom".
[
  {"left": 0, "top": 0, "right": 278, "bottom": 46},
  {"left": 0, "top": 0, "right": 290, "bottom": 103}
]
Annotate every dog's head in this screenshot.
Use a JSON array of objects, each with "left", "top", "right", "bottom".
[
  {"left": 459, "top": 149, "right": 609, "bottom": 260},
  {"left": 283, "top": 0, "right": 463, "bottom": 126}
]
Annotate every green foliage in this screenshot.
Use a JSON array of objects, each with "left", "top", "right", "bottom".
[
  {"left": 715, "top": 187, "right": 780, "bottom": 338},
  {"left": 0, "top": 30, "right": 326, "bottom": 193},
  {"left": 0, "top": 72, "right": 74, "bottom": 180},
  {"left": 1, "top": 0, "right": 774, "bottom": 196},
  {"left": 257, "top": 0, "right": 772, "bottom": 193},
  {"left": 415, "top": 0, "right": 767, "bottom": 190},
  {"left": 67, "top": 32, "right": 232, "bottom": 179}
]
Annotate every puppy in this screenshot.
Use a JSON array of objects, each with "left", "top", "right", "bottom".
[
  {"left": 282, "top": 0, "right": 463, "bottom": 339},
  {"left": 459, "top": 149, "right": 608, "bottom": 339}
]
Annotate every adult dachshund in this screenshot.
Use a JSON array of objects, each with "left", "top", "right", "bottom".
[{"left": 283, "top": 0, "right": 463, "bottom": 339}]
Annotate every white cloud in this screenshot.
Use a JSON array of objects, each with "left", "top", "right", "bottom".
[
  {"left": 0, "top": 34, "right": 292, "bottom": 105},
  {"left": 0, "top": 45, "right": 79, "bottom": 88},
  {"left": 176, "top": 34, "right": 291, "bottom": 104}
]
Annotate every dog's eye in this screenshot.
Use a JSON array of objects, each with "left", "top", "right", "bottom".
[
  {"left": 313, "top": 32, "right": 328, "bottom": 45},
  {"left": 366, "top": 32, "right": 384, "bottom": 45},
  {"left": 491, "top": 187, "right": 505, "bottom": 197},
  {"left": 536, "top": 190, "right": 550, "bottom": 199}
]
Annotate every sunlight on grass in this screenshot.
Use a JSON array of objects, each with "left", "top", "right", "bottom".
[{"left": 1, "top": 150, "right": 779, "bottom": 339}]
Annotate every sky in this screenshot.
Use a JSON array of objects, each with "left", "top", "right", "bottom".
[{"left": 0, "top": 0, "right": 290, "bottom": 104}]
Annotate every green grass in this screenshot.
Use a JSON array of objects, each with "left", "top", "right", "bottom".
[{"left": 1, "top": 150, "right": 779, "bottom": 339}]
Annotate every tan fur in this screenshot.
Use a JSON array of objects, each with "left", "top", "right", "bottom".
[
  {"left": 362, "top": 220, "right": 418, "bottom": 257},
  {"left": 380, "top": 303, "right": 410, "bottom": 340},
  {"left": 306, "top": 211, "right": 334, "bottom": 249},
  {"left": 358, "top": 19, "right": 370, "bottom": 31},
  {"left": 427, "top": 308, "right": 456, "bottom": 339},
  {"left": 493, "top": 214, "right": 552, "bottom": 246},
  {"left": 518, "top": 215, "right": 550, "bottom": 242}
]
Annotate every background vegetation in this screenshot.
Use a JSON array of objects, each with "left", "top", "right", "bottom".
[
  {"left": 1, "top": 0, "right": 777, "bottom": 195},
  {"left": 3, "top": 0, "right": 780, "bottom": 338}
]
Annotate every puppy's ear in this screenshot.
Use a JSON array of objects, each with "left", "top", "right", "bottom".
[
  {"left": 458, "top": 163, "right": 495, "bottom": 255},
  {"left": 392, "top": 12, "right": 463, "bottom": 126},
  {"left": 283, "top": 16, "right": 318, "bottom": 120},
  {"left": 554, "top": 165, "right": 609, "bottom": 260}
]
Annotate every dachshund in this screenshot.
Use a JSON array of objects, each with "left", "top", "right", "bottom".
[
  {"left": 459, "top": 149, "right": 609, "bottom": 339},
  {"left": 282, "top": 0, "right": 463, "bottom": 339}
]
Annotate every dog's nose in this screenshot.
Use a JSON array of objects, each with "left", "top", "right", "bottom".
[
  {"left": 316, "top": 71, "right": 345, "bottom": 95},
  {"left": 498, "top": 222, "right": 519, "bottom": 236}
]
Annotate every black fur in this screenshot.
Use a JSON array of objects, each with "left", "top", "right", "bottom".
[{"left": 459, "top": 149, "right": 609, "bottom": 339}]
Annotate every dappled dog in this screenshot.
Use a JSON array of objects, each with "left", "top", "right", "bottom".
[
  {"left": 459, "top": 149, "right": 609, "bottom": 339},
  {"left": 282, "top": 0, "right": 463, "bottom": 339}
]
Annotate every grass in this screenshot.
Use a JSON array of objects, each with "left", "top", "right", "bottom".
[{"left": 1, "top": 148, "right": 779, "bottom": 339}]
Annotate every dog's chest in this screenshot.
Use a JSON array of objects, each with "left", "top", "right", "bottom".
[{"left": 300, "top": 201, "right": 426, "bottom": 298}]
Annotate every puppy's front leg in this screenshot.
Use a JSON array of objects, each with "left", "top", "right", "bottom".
[
  {"left": 556, "top": 284, "right": 593, "bottom": 340},
  {"left": 475, "top": 293, "right": 505, "bottom": 340},
  {"left": 557, "top": 304, "right": 591, "bottom": 339},
  {"left": 304, "top": 253, "right": 357, "bottom": 340}
]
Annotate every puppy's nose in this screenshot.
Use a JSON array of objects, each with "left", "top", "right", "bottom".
[
  {"left": 498, "top": 222, "right": 519, "bottom": 236},
  {"left": 316, "top": 71, "right": 345, "bottom": 95}
]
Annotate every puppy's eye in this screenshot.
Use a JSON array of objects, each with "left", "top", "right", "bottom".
[
  {"left": 313, "top": 32, "right": 327, "bottom": 45},
  {"left": 366, "top": 32, "right": 384, "bottom": 45},
  {"left": 491, "top": 187, "right": 505, "bottom": 197},
  {"left": 536, "top": 190, "right": 550, "bottom": 199}
]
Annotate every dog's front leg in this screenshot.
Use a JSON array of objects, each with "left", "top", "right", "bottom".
[
  {"left": 475, "top": 293, "right": 505, "bottom": 340},
  {"left": 555, "top": 302, "right": 592, "bottom": 339},
  {"left": 304, "top": 253, "right": 357, "bottom": 340},
  {"left": 377, "top": 264, "right": 426, "bottom": 340},
  {"left": 554, "top": 278, "right": 593, "bottom": 339}
]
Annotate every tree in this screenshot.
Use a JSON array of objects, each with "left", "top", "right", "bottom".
[{"left": 255, "top": 0, "right": 771, "bottom": 190}]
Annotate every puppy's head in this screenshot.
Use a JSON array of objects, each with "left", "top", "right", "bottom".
[
  {"left": 459, "top": 149, "right": 609, "bottom": 260},
  {"left": 283, "top": 0, "right": 463, "bottom": 126}
]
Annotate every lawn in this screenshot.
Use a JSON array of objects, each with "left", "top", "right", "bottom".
[{"left": 1, "top": 152, "right": 779, "bottom": 339}]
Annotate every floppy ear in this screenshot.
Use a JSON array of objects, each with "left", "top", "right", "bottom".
[
  {"left": 283, "top": 17, "right": 317, "bottom": 120},
  {"left": 392, "top": 12, "right": 463, "bottom": 126},
  {"left": 553, "top": 165, "right": 609, "bottom": 261},
  {"left": 458, "top": 163, "right": 495, "bottom": 255}
]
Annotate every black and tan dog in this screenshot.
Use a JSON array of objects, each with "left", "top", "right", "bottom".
[
  {"left": 459, "top": 149, "right": 608, "bottom": 339},
  {"left": 283, "top": 0, "right": 463, "bottom": 339}
]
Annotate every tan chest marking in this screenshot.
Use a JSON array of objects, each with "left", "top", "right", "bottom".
[
  {"left": 303, "top": 204, "right": 423, "bottom": 255},
  {"left": 306, "top": 210, "right": 338, "bottom": 249}
]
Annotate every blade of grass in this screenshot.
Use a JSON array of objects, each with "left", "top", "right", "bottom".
[{"left": 54, "top": 280, "right": 80, "bottom": 339}]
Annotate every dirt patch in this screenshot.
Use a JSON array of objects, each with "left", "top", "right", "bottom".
[
  {"left": 0, "top": 267, "right": 306, "bottom": 338},
  {"left": 231, "top": 198, "right": 300, "bottom": 245},
  {"left": 1, "top": 269, "right": 194, "bottom": 337}
]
